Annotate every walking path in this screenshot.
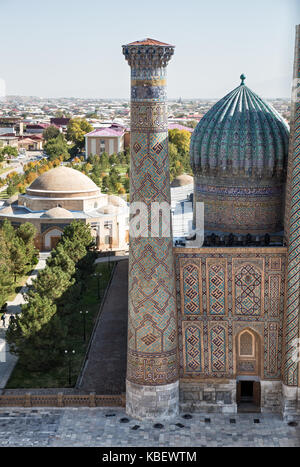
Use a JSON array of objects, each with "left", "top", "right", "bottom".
[
  {"left": 94, "top": 255, "right": 128, "bottom": 265},
  {"left": 79, "top": 259, "right": 128, "bottom": 394},
  {"left": 0, "top": 254, "right": 48, "bottom": 390}
]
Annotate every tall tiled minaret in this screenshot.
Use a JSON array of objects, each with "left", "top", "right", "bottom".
[
  {"left": 283, "top": 25, "right": 300, "bottom": 419},
  {"left": 122, "top": 39, "right": 179, "bottom": 419}
]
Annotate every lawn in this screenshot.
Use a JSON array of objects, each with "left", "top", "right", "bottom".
[
  {"left": 114, "top": 164, "right": 128, "bottom": 175},
  {"left": 0, "top": 189, "right": 8, "bottom": 199},
  {"left": 6, "top": 273, "right": 31, "bottom": 302},
  {"left": 6, "top": 262, "right": 114, "bottom": 389},
  {"left": 0, "top": 166, "right": 12, "bottom": 176}
]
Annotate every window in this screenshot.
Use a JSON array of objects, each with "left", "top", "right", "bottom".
[
  {"left": 105, "top": 235, "right": 112, "bottom": 244},
  {"left": 239, "top": 331, "right": 254, "bottom": 357}
]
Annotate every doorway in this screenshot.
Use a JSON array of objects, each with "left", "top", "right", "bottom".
[
  {"left": 50, "top": 236, "right": 61, "bottom": 250},
  {"left": 237, "top": 380, "right": 261, "bottom": 413}
]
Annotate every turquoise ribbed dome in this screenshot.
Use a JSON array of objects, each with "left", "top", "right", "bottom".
[{"left": 190, "top": 76, "right": 289, "bottom": 178}]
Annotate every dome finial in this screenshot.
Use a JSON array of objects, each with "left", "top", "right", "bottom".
[{"left": 240, "top": 74, "right": 246, "bottom": 85}]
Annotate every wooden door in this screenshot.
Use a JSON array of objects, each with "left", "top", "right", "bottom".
[
  {"left": 50, "top": 236, "right": 61, "bottom": 250},
  {"left": 253, "top": 381, "right": 261, "bottom": 407}
]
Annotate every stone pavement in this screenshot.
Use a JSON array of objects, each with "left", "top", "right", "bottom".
[
  {"left": 78, "top": 259, "right": 128, "bottom": 394},
  {"left": 0, "top": 408, "right": 298, "bottom": 446}
]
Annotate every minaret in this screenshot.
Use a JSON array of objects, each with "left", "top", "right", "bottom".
[
  {"left": 122, "top": 39, "right": 179, "bottom": 419},
  {"left": 282, "top": 25, "right": 300, "bottom": 419}
]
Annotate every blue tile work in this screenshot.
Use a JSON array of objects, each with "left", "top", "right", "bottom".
[
  {"left": 175, "top": 249, "right": 286, "bottom": 380},
  {"left": 184, "top": 324, "right": 202, "bottom": 372},
  {"left": 190, "top": 77, "right": 290, "bottom": 234},
  {"left": 284, "top": 26, "right": 300, "bottom": 387},
  {"left": 122, "top": 40, "right": 179, "bottom": 386},
  {"left": 190, "top": 78, "right": 289, "bottom": 177}
]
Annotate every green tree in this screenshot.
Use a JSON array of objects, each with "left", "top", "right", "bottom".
[
  {"left": 123, "top": 177, "right": 129, "bottom": 192},
  {"left": 101, "top": 175, "right": 111, "bottom": 193},
  {"left": 168, "top": 129, "right": 191, "bottom": 154},
  {"left": 0, "top": 219, "right": 15, "bottom": 245},
  {"left": 85, "top": 112, "right": 98, "bottom": 118},
  {"left": 109, "top": 154, "right": 117, "bottom": 165},
  {"left": 89, "top": 172, "right": 101, "bottom": 187},
  {"left": 43, "top": 125, "right": 60, "bottom": 141},
  {"left": 46, "top": 243, "right": 76, "bottom": 276},
  {"left": 6, "top": 294, "right": 67, "bottom": 371},
  {"left": 62, "top": 220, "right": 93, "bottom": 249},
  {"left": 100, "top": 152, "right": 109, "bottom": 170},
  {"left": 66, "top": 118, "right": 93, "bottom": 151},
  {"left": 0, "top": 231, "right": 13, "bottom": 307},
  {"left": 44, "top": 134, "right": 69, "bottom": 161},
  {"left": 29, "top": 265, "right": 75, "bottom": 301},
  {"left": 7, "top": 293, "right": 57, "bottom": 353},
  {"left": 9, "top": 237, "right": 29, "bottom": 282},
  {"left": 1, "top": 221, "right": 29, "bottom": 283},
  {"left": 0, "top": 146, "right": 18, "bottom": 158},
  {"left": 59, "top": 236, "right": 87, "bottom": 263},
  {"left": 54, "top": 110, "right": 70, "bottom": 118},
  {"left": 0, "top": 263, "right": 13, "bottom": 309},
  {"left": 17, "top": 223, "right": 38, "bottom": 266},
  {"left": 108, "top": 167, "right": 121, "bottom": 192}
]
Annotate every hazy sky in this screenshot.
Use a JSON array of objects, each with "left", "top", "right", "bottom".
[{"left": 0, "top": 0, "right": 299, "bottom": 99}]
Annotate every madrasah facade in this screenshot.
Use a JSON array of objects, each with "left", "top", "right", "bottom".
[{"left": 122, "top": 26, "right": 300, "bottom": 421}]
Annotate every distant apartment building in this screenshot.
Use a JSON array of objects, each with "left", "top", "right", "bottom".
[
  {"left": 25, "top": 123, "right": 50, "bottom": 134},
  {"left": 0, "top": 117, "right": 24, "bottom": 136},
  {"left": 0, "top": 135, "right": 19, "bottom": 148},
  {"left": 84, "top": 123, "right": 127, "bottom": 158},
  {"left": 18, "top": 134, "right": 43, "bottom": 150},
  {"left": 50, "top": 117, "right": 70, "bottom": 132}
]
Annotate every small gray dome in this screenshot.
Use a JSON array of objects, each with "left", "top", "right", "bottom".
[
  {"left": 171, "top": 174, "right": 193, "bottom": 187},
  {"left": 42, "top": 207, "right": 73, "bottom": 219}
]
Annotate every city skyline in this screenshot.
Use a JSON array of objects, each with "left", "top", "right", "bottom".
[{"left": 0, "top": 0, "right": 299, "bottom": 99}]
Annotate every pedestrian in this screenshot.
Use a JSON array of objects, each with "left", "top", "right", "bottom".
[
  {"left": 9, "top": 315, "right": 15, "bottom": 327},
  {"left": 1, "top": 312, "right": 6, "bottom": 328}
]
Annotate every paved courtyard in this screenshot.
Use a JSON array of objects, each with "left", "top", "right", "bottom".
[{"left": 0, "top": 408, "right": 298, "bottom": 447}]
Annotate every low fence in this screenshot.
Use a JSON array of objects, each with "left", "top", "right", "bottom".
[{"left": 0, "top": 393, "right": 125, "bottom": 408}]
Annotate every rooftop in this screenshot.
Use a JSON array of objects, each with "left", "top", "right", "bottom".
[
  {"left": 27, "top": 166, "right": 100, "bottom": 193},
  {"left": 85, "top": 126, "right": 125, "bottom": 137},
  {"left": 125, "top": 38, "right": 174, "bottom": 47}
]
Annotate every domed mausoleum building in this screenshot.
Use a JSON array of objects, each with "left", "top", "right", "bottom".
[
  {"left": 190, "top": 75, "right": 289, "bottom": 234},
  {"left": 0, "top": 166, "right": 129, "bottom": 251}
]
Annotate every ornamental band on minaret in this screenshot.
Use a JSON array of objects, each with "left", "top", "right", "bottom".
[
  {"left": 283, "top": 25, "right": 300, "bottom": 398},
  {"left": 122, "top": 39, "right": 179, "bottom": 419}
]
